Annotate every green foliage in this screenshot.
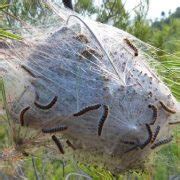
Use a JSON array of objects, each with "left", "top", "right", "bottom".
[
  {"left": 128, "top": 18, "right": 151, "bottom": 42},
  {"left": 0, "top": 2, "right": 22, "bottom": 40},
  {"left": 149, "top": 9, "right": 180, "bottom": 100},
  {"left": 127, "top": 0, "right": 152, "bottom": 41},
  {"left": 96, "top": 0, "right": 129, "bottom": 30},
  {"left": 0, "top": 28, "right": 22, "bottom": 40},
  {"left": 151, "top": 17, "right": 180, "bottom": 53},
  {"left": 0, "top": 4, "right": 10, "bottom": 10},
  {"left": 1, "top": 0, "right": 44, "bottom": 21},
  {"left": 75, "top": 0, "right": 96, "bottom": 15}
]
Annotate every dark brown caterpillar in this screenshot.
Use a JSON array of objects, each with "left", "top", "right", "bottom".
[
  {"left": 42, "top": 125, "right": 68, "bottom": 133},
  {"left": 80, "top": 48, "right": 102, "bottom": 59},
  {"left": 124, "top": 145, "right": 138, "bottom": 153},
  {"left": 140, "top": 124, "right": 153, "bottom": 149},
  {"left": 159, "top": 101, "right": 176, "bottom": 114},
  {"left": 66, "top": 140, "right": 76, "bottom": 150},
  {"left": 124, "top": 38, "right": 138, "bottom": 56},
  {"left": 148, "top": 104, "right": 158, "bottom": 125},
  {"left": 73, "top": 104, "right": 101, "bottom": 117},
  {"left": 34, "top": 96, "right": 58, "bottom": 110},
  {"left": 151, "top": 136, "right": 173, "bottom": 149},
  {"left": 21, "top": 64, "right": 37, "bottom": 78},
  {"left": 151, "top": 125, "right": 160, "bottom": 143},
  {"left": 20, "top": 106, "right": 30, "bottom": 126},
  {"left": 98, "top": 105, "right": 109, "bottom": 136},
  {"left": 52, "top": 135, "right": 65, "bottom": 154},
  {"left": 169, "top": 121, "right": 180, "bottom": 125},
  {"left": 75, "top": 34, "right": 89, "bottom": 43},
  {"left": 88, "top": 48, "right": 102, "bottom": 57},
  {"left": 121, "top": 140, "right": 136, "bottom": 145}
]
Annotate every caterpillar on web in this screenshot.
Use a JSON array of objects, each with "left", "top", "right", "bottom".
[
  {"left": 73, "top": 104, "right": 101, "bottom": 117},
  {"left": 42, "top": 125, "right": 68, "bottom": 133},
  {"left": 98, "top": 105, "right": 109, "bottom": 136},
  {"left": 151, "top": 136, "right": 173, "bottom": 149},
  {"left": 124, "top": 38, "right": 138, "bottom": 56},
  {"left": 20, "top": 106, "right": 30, "bottom": 126},
  {"left": 148, "top": 104, "right": 158, "bottom": 125},
  {"left": 159, "top": 101, "right": 176, "bottom": 114},
  {"left": 34, "top": 96, "right": 58, "bottom": 110},
  {"left": 52, "top": 135, "right": 65, "bottom": 154}
]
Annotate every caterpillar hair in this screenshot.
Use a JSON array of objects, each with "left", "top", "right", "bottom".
[
  {"left": 73, "top": 104, "right": 101, "bottom": 117},
  {"left": 151, "top": 125, "right": 160, "bottom": 143},
  {"left": 42, "top": 125, "right": 68, "bottom": 133},
  {"left": 20, "top": 106, "right": 30, "bottom": 126},
  {"left": 98, "top": 105, "right": 109, "bottom": 136},
  {"left": 148, "top": 104, "right": 158, "bottom": 125},
  {"left": 34, "top": 96, "right": 58, "bottom": 110},
  {"left": 52, "top": 135, "right": 65, "bottom": 154},
  {"left": 66, "top": 140, "right": 76, "bottom": 150},
  {"left": 124, "top": 38, "right": 138, "bottom": 56},
  {"left": 159, "top": 101, "right": 176, "bottom": 114},
  {"left": 151, "top": 136, "right": 173, "bottom": 149}
]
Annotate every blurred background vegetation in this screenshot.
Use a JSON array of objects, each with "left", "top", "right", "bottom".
[{"left": 0, "top": 0, "right": 179, "bottom": 179}]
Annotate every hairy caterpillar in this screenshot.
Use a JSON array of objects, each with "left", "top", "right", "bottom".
[
  {"left": 159, "top": 101, "right": 176, "bottom": 114},
  {"left": 20, "top": 106, "right": 30, "bottom": 126},
  {"left": 169, "top": 121, "right": 180, "bottom": 125},
  {"left": 75, "top": 34, "right": 89, "bottom": 44},
  {"left": 52, "top": 135, "right": 65, "bottom": 154},
  {"left": 151, "top": 125, "right": 160, "bottom": 143},
  {"left": 98, "top": 105, "right": 109, "bottom": 136},
  {"left": 42, "top": 125, "right": 68, "bottom": 133},
  {"left": 80, "top": 48, "right": 102, "bottom": 59},
  {"left": 148, "top": 104, "right": 158, "bottom": 125},
  {"left": 73, "top": 104, "right": 101, "bottom": 117},
  {"left": 124, "top": 38, "right": 138, "bottom": 56},
  {"left": 121, "top": 140, "right": 136, "bottom": 145},
  {"left": 151, "top": 136, "right": 173, "bottom": 149},
  {"left": 34, "top": 96, "right": 58, "bottom": 110}
]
